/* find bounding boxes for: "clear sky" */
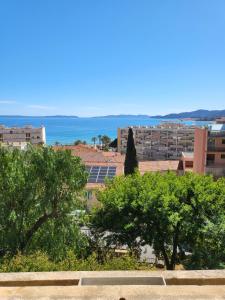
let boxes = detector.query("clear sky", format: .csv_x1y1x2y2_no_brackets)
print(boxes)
0,0,225,117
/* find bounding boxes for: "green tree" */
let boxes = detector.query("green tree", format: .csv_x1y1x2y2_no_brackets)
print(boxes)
0,146,88,257
109,138,117,148
101,135,111,150
91,172,225,270
73,140,87,146
124,128,138,175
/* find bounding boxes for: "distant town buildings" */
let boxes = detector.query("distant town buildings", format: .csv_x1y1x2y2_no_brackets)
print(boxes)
117,123,195,161
0,125,46,146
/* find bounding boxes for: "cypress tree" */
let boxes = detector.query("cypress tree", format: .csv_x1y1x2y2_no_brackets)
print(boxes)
124,128,138,175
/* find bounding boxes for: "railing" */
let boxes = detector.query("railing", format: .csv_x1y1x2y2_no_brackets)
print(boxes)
208,132,225,138
207,146,225,152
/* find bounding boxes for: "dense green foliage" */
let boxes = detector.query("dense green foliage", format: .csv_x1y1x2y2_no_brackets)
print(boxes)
91,172,225,269
0,251,152,272
124,128,138,175
73,140,87,145
1,145,225,271
101,135,111,150
0,146,88,259
109,138,117,148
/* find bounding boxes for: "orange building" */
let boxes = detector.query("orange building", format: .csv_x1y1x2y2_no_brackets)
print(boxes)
193,123,225,177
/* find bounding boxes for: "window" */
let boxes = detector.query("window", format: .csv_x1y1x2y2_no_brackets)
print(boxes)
221,154,225,159
85,191,92,200
222,139,225,145
26,133,31,141
185,161,193,168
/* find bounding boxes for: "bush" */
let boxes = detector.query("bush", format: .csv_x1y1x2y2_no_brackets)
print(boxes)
0,251,153,272
0,251,56,272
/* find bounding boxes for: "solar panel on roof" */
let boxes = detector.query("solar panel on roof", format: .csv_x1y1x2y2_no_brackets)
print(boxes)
86,165,117,184
108,166,116,170
100,166,108,170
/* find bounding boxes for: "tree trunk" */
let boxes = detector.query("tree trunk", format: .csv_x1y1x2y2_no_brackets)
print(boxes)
168,226,180,270
19,211,56,252
161,243,171,270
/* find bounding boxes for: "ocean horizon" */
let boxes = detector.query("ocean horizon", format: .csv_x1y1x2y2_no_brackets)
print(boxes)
0,116,208,145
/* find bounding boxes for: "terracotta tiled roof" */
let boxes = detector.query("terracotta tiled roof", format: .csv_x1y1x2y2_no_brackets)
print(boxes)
53,145,179,187
53,144,97,152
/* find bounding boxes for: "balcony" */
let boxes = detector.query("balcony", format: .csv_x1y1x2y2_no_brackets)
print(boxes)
207,146,225,152
208,131,225,138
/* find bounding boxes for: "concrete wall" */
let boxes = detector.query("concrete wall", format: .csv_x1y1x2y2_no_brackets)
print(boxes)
1,270,225,299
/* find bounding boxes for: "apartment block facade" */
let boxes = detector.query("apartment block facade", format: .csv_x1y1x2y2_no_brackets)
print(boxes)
193,124,225,177
117,123,195,161
0,125,46,146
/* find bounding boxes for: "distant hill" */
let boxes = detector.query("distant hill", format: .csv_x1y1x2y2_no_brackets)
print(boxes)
0,115,79,118
152,109,225,120
92,114,151,118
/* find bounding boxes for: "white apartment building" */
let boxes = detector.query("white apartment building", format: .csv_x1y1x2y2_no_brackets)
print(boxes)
0,125,46,146
118,123,195,161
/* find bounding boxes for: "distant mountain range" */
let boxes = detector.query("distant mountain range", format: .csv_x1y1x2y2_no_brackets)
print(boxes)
0,109,225,120
92,109,225,120
152,109,225,120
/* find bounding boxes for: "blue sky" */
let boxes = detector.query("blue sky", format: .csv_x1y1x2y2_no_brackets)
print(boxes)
0,0,225,117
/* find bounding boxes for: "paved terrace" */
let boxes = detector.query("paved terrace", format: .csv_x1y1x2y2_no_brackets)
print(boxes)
0,270,225,299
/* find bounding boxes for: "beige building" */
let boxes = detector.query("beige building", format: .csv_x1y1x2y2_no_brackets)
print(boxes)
0,141,28,150
0,125,46,145
118,123,195,161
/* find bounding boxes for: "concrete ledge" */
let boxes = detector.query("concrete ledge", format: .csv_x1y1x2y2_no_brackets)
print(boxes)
1,270,225,284
1,285,225,299
0,270,225,299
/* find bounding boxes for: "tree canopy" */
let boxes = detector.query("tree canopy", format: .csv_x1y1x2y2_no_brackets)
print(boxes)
0,146,88,258
91,171,225,269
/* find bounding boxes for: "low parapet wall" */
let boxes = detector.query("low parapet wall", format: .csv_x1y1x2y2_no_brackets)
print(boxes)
0,270,225,299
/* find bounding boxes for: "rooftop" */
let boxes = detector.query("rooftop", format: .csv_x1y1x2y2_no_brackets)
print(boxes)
209,124,225,132
181,152,194,159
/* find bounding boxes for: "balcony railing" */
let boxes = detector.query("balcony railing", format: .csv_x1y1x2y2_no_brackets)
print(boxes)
207,146,225,152
208,132,225,138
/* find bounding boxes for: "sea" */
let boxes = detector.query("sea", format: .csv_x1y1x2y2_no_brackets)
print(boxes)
0,116,208,145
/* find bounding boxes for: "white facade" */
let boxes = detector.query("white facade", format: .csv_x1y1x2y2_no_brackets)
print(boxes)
0,125,46,145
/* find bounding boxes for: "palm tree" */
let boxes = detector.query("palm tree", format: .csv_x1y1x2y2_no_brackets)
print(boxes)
101,135,111,147
91,137,97,147
98,135,102,146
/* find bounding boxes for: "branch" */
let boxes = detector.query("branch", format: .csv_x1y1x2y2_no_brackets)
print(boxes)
20,210,57,251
